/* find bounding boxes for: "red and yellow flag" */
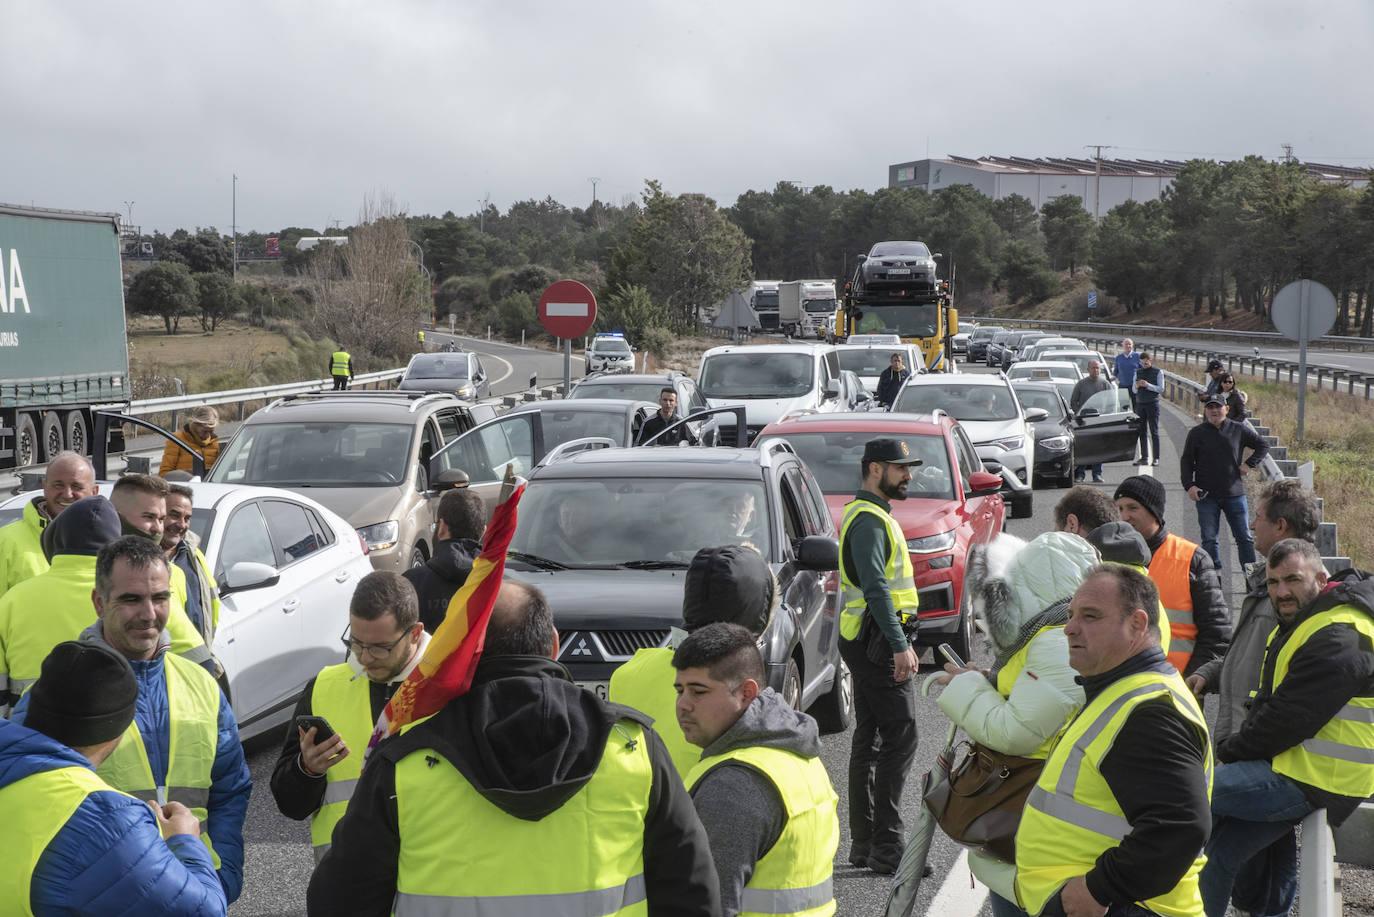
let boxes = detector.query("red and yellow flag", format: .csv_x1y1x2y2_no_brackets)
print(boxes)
366,467,525,758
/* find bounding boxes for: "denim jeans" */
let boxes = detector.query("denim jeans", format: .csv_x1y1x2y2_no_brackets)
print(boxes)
1196,493,1257,570
1199,760,1314,917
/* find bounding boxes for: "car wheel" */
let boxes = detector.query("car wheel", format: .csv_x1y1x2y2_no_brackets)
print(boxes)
1012,491,1034,519
409,544,427,569
782,657,802,710
811,658,854,734
1058,448,1075,488
950,598,976,662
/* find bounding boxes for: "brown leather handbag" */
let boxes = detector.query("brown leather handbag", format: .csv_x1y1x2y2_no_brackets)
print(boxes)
923,740,1045,862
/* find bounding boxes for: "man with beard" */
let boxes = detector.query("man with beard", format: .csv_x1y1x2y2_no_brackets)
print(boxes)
836,438,923,874
0,451,98,598
163,485,220,655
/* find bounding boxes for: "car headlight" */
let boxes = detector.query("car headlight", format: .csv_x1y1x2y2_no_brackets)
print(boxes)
1040,435,1071,451
907,530,958,554
356,521,400,551
997,437,1025,451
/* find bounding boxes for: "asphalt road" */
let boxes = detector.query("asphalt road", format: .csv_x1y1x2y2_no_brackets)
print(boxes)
223,352,1264,917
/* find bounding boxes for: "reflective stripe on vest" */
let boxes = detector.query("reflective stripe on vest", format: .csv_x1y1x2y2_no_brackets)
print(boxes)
0,764,127,917
607,647,700,781
393,720,653,916
995,625,1066,760
331,351,351,375
1266,605,1374,798
1015,671,1211,917
97,652,223,867
308,663,375,858
838,500,919,641
687,744,838,917
1148,534,1200,673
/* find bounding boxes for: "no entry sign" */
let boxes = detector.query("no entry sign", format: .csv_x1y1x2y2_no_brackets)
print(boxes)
538,280,598,339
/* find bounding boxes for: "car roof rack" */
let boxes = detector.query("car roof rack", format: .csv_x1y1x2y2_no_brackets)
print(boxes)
268,390,456,414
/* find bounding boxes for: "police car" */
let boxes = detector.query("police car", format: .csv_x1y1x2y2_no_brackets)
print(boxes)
584,332,635,375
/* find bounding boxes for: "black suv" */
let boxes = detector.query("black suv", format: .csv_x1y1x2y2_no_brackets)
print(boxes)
502,443,854,732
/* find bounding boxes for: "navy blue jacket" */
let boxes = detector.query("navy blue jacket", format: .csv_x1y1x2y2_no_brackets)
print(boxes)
0,718,227,915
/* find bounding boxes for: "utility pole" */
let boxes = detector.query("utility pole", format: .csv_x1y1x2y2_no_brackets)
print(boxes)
232,174,238,281
588,177,599,207
1085,144,1113,221
123,201,135,231
1281,143,1295,162
477,193,490,233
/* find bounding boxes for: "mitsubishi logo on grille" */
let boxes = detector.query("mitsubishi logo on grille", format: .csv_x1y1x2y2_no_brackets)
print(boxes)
571,638,593,656
558,632,604,663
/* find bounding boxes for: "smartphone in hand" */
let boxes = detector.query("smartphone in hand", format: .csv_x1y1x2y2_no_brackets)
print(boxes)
937,643,966,669
295,715,336,743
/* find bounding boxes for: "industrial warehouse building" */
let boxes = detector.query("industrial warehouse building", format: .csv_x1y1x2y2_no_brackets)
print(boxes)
888,156,1370,217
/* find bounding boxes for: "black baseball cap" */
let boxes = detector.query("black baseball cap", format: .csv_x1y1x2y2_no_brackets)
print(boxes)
862,438,923,466
1206,359,1224,372
1204,393,1226,406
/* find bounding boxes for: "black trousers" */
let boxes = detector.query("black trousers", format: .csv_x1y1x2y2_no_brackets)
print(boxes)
839,636,918,861
332,375,349,390
1136,400,1160,461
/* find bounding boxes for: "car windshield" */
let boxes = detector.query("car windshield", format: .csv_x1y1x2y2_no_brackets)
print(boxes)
1082,388,1133,413
781,431,953,499
869,241,930,258
406,355,469,379
208,422,413,486
592,339,632,356
1041,352,1099,374
187,509,216,544
699,352,814,398
895,384,1019,421
508,478,770,567
569,381,666,402
1013,387,1066,420
970,327,1003,341
804,297,836,313
537,409,629,446
754,291,779,308
837,349,905,376
850,304,937,338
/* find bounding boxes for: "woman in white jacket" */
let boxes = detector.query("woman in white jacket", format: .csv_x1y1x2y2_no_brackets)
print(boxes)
936,530,1100,917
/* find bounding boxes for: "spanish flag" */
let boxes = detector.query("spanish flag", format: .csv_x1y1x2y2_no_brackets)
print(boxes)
366,465,524,758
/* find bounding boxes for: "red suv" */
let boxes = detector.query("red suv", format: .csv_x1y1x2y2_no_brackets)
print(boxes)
758,411,1005,658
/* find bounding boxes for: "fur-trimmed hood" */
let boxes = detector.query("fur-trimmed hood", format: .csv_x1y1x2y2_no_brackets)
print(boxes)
966,532,1101,653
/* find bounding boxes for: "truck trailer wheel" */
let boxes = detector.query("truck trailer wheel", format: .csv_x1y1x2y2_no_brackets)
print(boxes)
40,412,64,463
15,414,39,467
63,411,89,458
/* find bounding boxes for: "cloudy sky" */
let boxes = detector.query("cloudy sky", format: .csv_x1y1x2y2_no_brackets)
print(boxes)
6,0,1370,233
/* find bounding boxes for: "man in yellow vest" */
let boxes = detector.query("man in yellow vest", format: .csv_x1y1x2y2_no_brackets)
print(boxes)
674,622,838,917
610,543,776,779
1014,564,1212,917
163,484,221,660
10,536,250,904
1114,474,1231,676
837,437,922,874
307,579,720,917
1198,538,1374,917
0,640,227,915
270,570,429,862
0,451,98,598
330,349,353,390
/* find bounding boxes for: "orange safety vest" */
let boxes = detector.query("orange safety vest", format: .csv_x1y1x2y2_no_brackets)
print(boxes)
1148,533,1198,674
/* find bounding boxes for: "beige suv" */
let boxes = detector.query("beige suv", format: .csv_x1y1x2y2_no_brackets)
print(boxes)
207,391,497,571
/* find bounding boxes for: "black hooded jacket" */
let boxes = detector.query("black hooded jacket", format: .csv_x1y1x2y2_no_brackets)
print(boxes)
306,654,720,917
1217,569,1374,825
401,537,480,633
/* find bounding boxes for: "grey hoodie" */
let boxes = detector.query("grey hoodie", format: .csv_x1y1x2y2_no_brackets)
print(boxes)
689,688,826,917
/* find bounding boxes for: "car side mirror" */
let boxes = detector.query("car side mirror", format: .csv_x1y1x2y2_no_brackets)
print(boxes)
431,468,471,492
968,470,1004,495
855,254,867,263
824,379,841,399
1077,407,1100,420
1024,407,1048,422
220,561,280,596
933,252,944,261
796,535,839,572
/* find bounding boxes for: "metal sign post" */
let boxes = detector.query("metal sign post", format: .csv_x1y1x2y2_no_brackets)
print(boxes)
1271,279,1338,442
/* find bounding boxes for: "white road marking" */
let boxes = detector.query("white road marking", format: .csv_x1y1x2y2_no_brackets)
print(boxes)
928,849,989,914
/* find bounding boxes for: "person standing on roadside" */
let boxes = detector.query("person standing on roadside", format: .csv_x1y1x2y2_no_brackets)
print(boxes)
1053,484,1120,536
875,353,910,410
1070,360,1113,482
1218,373,1248,422
158,405,221,477
402,488,486,633
1197,359,1226,403
271,571,429,863
163,484,220,657
1114,338,1141,413
0,451,98,598
636,387,697,446
0,640,227,916
1180,394,1269,573
837,437,922,875
329,348,353,391
1114,475,1231,676
1132,351,1163,465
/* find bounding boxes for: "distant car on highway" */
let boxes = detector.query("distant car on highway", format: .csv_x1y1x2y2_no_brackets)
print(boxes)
583,333,635,374
856,241,941,300
965,325,1005,364
0,483,373,741
397,351,492,401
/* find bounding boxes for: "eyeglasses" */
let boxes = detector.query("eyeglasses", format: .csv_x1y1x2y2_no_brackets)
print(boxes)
339,625,411,658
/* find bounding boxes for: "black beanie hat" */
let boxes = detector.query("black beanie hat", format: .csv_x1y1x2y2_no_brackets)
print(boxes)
25,641,138,748
43,495,122,562
1114,475,1166,526
681,545,774,637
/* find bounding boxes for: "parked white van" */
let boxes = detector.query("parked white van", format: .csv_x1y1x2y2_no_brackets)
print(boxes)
697,342,850,444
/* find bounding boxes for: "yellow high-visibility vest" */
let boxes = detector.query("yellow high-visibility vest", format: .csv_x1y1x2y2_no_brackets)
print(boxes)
307,663,375,862
838,500,918,642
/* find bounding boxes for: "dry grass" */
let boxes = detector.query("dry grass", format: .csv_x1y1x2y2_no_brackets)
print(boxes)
127,316,297,395
1160,359,1374,569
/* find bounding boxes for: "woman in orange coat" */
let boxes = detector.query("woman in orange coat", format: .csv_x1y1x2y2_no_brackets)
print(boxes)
159,405,221,476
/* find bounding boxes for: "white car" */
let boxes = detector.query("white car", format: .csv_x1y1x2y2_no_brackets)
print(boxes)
833,342,924,394
893,374,1044,519
697,342,848,444
584,333,635,374
844,333,903,345
0,482,372,740
1006,360,1084,383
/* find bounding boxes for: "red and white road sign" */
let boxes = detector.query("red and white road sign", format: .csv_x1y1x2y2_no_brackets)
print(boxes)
538,280,598,339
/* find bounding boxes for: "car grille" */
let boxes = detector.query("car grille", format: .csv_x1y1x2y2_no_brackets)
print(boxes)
917,584,956,615
598,629,671,658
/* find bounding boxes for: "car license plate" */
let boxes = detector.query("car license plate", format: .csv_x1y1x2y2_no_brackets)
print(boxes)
576,680,609,699
887,268,911,275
